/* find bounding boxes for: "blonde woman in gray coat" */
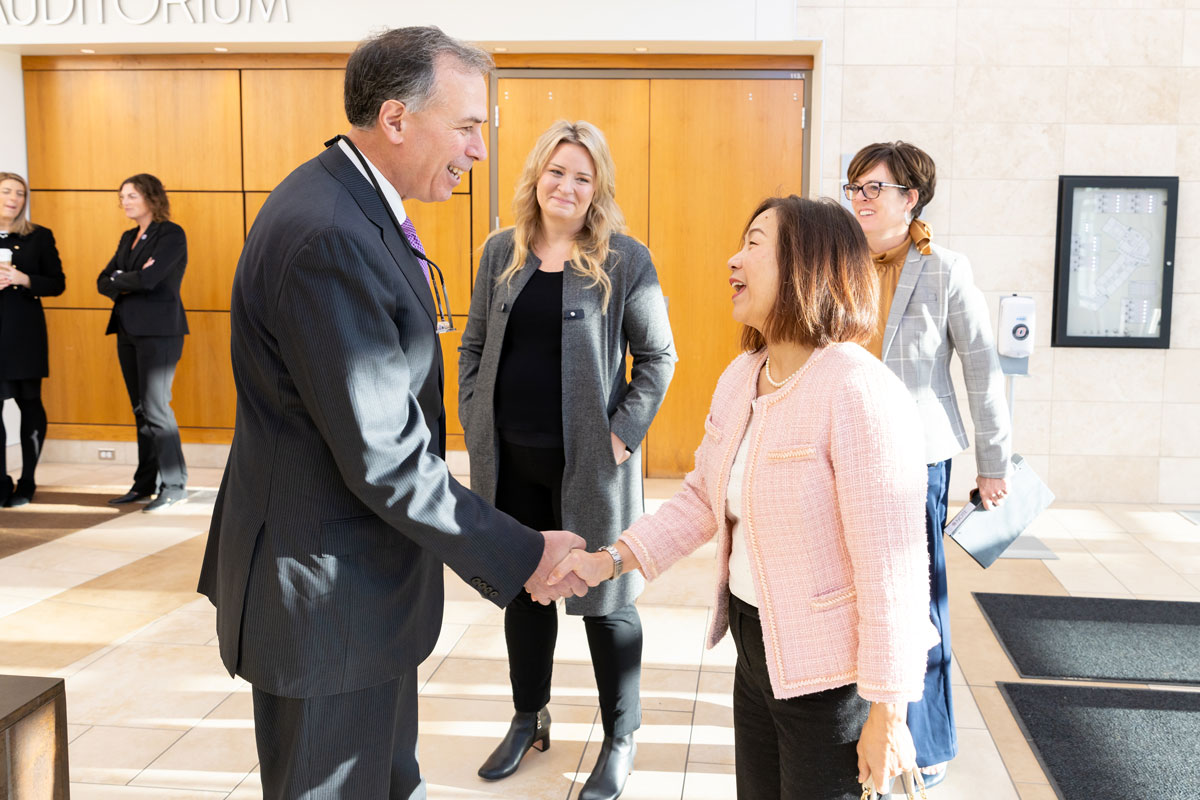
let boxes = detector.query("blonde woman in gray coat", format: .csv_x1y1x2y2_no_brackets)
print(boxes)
458,120,675,800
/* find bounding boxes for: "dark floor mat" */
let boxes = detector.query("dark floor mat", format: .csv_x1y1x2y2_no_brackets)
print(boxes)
1000,682,1200,800
976,592,1200,684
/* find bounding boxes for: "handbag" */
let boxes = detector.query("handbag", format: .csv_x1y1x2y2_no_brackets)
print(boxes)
944,453,1055,569
861,770,928,799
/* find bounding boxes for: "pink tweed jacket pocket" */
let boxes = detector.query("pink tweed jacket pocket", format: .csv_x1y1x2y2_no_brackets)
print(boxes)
621,344,937,703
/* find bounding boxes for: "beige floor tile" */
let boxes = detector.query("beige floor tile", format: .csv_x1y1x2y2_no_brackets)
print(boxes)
688,671,734,766
416,622,468,686
131,720,259,793
62,523,207,555
67,723,91,742
204,687,253,722
226,769,262,799
0,562,97,600
698,626,737,673
66,642,240,729
130,607,218,646
571,708,691,800
1042,552,1132,597
1100,505,1200,536
0,591,37,617
419,696,595,800
0,599,158,673
1044,506,1125,533
0,540,146,576
67,784,227,799
1091,551,1199,597
681,761,738,800
639,606,711,671
1133,534,1200,574
68,725,185,784
1015,783,1059,800
57,535,208,615
939,727,1020,800
954,682,987,730
971,686,1049,785
638,556,721,607
950,656,966,686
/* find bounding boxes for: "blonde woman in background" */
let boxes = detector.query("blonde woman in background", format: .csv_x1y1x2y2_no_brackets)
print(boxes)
459,120,675,800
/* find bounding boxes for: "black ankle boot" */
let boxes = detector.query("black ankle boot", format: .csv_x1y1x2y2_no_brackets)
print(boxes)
6,479,35,508
0,475,12,508
477,707,551,781
579,733,636,800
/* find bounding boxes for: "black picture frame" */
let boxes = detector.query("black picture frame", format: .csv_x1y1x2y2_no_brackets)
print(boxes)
1052,175,1177,348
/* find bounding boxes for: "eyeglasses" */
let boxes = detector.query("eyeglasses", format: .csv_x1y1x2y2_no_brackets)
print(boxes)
842,181,909,201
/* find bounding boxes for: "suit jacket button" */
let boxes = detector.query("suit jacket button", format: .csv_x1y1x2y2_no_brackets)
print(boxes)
489,590,499,599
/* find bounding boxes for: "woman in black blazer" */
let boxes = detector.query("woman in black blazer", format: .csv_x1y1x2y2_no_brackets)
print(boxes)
0,172,65,507
97,173,188,512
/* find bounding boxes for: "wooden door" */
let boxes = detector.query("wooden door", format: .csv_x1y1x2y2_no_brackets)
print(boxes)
495,79,650,242
646,79,805,476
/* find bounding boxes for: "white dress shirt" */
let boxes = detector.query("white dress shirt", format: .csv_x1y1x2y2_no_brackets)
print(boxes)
337,138,408,225
726,409,758,607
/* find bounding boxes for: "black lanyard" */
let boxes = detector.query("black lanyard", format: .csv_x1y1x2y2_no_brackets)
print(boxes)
324,134,455,332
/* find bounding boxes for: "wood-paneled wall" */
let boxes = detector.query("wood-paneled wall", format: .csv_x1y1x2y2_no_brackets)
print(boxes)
24,57,471,446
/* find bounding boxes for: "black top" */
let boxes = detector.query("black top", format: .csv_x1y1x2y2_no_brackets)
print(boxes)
96,220,189,337
0,225,65,382
495,268,564,447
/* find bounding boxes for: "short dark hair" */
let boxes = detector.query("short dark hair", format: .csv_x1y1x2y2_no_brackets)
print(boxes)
120,173,170,223
846,140,937,219
344,26,494,128
740,195,879,352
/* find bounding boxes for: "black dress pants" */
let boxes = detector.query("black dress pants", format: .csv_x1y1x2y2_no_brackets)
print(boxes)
252,671,424,800
116,329,187,493
0,390,47,485
495,439,643,739
728,593,869,800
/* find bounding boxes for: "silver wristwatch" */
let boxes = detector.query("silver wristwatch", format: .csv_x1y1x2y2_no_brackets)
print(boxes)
599,545,623,581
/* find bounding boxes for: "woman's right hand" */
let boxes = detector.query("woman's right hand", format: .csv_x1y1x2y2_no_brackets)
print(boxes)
547,549,614,588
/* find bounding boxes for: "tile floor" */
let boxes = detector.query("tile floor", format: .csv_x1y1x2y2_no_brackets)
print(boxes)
0,461,1197,799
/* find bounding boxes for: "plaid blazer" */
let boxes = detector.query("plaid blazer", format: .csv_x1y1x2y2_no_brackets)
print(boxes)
881,243,1011,477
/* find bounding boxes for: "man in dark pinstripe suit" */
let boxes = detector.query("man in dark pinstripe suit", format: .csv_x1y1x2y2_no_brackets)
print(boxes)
198,27,588,799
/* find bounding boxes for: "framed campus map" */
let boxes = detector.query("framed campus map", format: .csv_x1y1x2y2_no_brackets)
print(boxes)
1052,175,1178,348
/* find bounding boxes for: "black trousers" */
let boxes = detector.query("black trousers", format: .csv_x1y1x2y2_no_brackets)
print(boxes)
0,391,46,486
728,593,869,800
115,329,187,493
495,439,643,739
252,672,425,800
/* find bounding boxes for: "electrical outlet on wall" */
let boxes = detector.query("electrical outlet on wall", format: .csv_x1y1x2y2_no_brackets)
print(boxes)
98,449,116,460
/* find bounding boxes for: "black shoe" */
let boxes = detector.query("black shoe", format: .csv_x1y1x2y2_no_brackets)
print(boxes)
143,489,188,513
0,475,12,508
477,707,551,781
579,734,636,800
109,489,152,505
5,479,35,507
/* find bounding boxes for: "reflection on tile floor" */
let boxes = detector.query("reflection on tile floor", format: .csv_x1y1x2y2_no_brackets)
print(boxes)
0,462,1198,798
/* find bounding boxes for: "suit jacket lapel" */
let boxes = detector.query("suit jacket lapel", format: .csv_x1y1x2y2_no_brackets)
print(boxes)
881,245,926,360
317,146,437,327
122,223,155,270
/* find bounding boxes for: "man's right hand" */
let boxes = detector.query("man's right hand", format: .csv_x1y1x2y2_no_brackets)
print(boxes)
526,530,588,604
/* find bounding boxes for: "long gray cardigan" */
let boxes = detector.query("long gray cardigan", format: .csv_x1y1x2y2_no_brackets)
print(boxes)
458,229,677,616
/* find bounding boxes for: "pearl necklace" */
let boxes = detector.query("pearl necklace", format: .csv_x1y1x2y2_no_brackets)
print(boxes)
763,357,797,388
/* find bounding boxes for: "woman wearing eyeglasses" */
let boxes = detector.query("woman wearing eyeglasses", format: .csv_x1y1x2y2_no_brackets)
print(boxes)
843,141,1012,788
458,120,675,800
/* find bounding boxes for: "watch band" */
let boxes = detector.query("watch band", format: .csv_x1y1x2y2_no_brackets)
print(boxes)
599,544,623,581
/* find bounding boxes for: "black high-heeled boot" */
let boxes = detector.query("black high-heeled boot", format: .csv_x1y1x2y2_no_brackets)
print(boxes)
477,706,551,781
6,479,35,508
578,733,636,800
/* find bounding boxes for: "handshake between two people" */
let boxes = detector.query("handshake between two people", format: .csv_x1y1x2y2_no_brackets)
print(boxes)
523,529,625,605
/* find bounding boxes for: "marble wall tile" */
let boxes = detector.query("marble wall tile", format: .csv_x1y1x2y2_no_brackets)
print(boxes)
1159,457,1200,502
839,121,953,175
1049,401,1162,455
1013,400,1052,453
1164,349,1200,402
821,64,843,125
1177,182,1200,238
1172,237,1200,293
1068,9,1184,66
957,9,1071,66
1063,124,1178,174
1168,292,1200,347
1179,69,1200,122
952,123,1064,180
842,66,956,122
1176,125,1200,179
1050,348,1165,402
1066,67,1180,124
949,180,1059,237
843,8,957,65
1048,454,1159,502
797,7,847,65
1160,403,1200,456
942,235,1056,293
954,67,1068,124
1183,10,1200,66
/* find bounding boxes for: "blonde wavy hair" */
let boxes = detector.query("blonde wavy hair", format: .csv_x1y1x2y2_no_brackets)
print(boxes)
0,172,34,236
495,120,626,307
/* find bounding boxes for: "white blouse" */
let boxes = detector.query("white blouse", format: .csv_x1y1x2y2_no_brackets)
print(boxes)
725,409,758,607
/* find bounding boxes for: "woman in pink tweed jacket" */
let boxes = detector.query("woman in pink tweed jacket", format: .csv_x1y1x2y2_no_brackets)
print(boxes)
550,196,937,799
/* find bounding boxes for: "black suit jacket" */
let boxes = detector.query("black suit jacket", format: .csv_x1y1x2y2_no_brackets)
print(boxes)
197,145,545,699
97,220,189,337
0,225,66,380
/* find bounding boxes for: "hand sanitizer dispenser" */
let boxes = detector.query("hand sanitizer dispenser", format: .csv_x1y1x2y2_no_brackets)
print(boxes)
997,295,1036,358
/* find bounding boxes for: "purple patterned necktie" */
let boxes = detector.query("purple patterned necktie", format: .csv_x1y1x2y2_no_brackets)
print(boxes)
399,217,431,283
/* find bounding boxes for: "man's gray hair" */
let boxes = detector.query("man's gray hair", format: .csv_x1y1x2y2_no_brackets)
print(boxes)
344,26,493,129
